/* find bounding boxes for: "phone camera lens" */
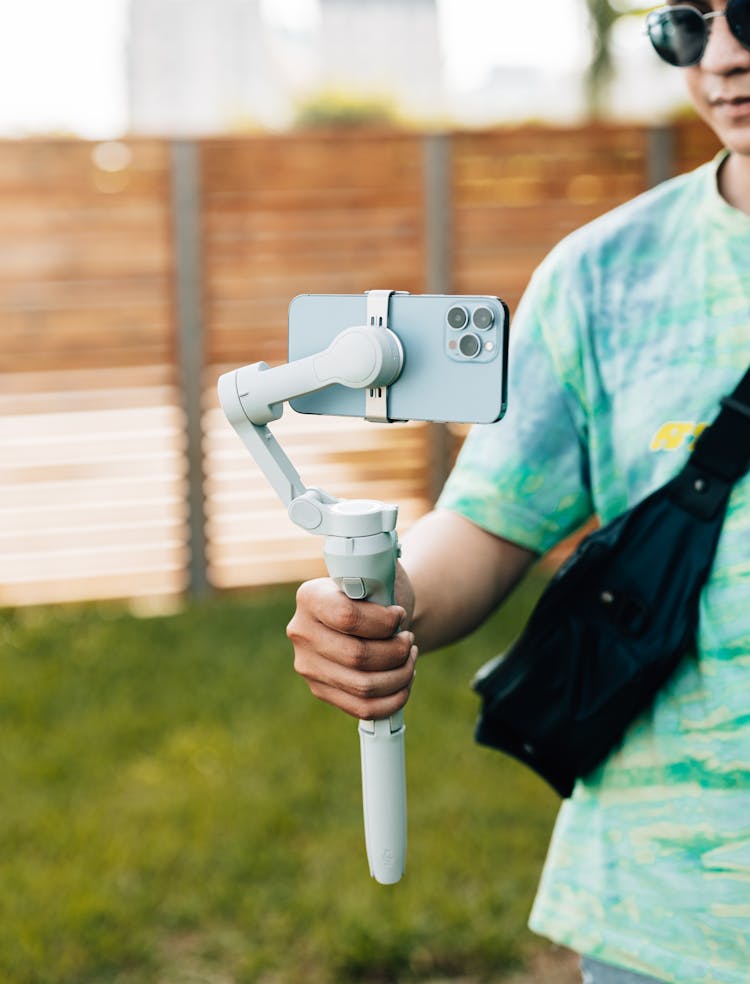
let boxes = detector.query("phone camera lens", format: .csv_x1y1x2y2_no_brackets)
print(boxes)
458,332,482,359
472,306,494,331
447,305,469,330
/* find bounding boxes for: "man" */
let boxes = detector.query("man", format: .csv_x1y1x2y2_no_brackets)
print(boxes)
287,3,750,981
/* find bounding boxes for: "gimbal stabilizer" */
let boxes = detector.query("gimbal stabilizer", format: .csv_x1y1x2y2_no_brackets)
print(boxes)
218,290,409,885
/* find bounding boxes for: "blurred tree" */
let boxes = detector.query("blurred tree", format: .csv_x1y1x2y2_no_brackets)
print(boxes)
584,0,653,116
585,0,620,115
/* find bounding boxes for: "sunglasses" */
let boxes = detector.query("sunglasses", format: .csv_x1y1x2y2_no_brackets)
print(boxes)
646,1,750,66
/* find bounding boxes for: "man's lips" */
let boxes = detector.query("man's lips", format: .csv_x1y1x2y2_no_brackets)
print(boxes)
708,94,750,119
709,94,750,106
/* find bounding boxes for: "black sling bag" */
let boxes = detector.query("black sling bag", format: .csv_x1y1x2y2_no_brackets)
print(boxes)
472,365,750,798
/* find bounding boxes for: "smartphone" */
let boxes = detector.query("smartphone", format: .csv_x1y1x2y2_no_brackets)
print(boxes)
288,293,509,424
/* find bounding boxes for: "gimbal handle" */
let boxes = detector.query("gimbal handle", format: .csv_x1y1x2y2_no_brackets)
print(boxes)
323,524,406,885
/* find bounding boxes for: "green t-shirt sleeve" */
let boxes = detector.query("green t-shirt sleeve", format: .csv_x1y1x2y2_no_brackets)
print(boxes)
438,257,595,554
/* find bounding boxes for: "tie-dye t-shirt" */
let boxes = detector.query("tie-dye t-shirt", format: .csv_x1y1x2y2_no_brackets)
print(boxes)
438,153,750,983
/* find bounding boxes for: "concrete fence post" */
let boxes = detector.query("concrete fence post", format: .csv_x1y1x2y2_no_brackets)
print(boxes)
647,123,676,188
424,133,453,296
170,140,210,598
423,133,455,504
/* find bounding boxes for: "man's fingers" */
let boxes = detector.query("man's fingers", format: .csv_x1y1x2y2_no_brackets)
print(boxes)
287,576,418,718
303,652,417,721
294,641,417,695
294,578,406,639
288,616,415,674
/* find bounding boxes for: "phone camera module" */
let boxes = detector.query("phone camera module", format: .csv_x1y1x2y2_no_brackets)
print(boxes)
447,305,469,330
472,306,494,331
458,332,482,359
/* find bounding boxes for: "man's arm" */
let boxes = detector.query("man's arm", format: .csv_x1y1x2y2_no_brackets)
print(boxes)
400,509,536,651
286,508,536,720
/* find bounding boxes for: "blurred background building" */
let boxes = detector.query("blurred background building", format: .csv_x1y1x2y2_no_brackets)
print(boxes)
316,0,445,120
127,0,286,132
124,0,684,134
0,0,690,140
127,0,446,132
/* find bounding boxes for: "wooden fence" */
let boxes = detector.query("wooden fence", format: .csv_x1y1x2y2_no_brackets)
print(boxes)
0,121,721,606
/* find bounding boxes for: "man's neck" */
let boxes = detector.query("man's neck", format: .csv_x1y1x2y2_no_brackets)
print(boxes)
718,153,750,215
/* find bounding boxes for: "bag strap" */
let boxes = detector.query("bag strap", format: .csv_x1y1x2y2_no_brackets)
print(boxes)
667,365,750,519
688,365,750,482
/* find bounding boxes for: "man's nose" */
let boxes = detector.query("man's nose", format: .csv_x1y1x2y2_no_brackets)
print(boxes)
700,10,750,73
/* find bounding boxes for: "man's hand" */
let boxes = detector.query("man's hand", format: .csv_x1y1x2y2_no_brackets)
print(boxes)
287,509,535,720
286,575,418,721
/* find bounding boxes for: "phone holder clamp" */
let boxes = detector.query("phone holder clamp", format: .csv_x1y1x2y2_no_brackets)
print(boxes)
364,289,401,423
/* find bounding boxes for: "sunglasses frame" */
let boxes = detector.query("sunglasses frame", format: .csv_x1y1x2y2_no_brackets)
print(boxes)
646,0,750,67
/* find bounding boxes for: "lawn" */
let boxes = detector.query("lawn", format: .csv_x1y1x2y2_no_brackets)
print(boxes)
0,573,561,984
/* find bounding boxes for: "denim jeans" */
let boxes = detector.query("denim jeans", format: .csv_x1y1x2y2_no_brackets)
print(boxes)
580,956,666,984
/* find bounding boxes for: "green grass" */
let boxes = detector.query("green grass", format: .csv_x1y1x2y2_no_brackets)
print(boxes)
0,573,559,984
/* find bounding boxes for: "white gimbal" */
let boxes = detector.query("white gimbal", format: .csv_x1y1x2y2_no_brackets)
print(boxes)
218,290,409,885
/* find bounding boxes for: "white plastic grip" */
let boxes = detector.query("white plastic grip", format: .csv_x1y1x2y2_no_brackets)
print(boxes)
359,712,407,885
323,527,398,606
324,529,407,884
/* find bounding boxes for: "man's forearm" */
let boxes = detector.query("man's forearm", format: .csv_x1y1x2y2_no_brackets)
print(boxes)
398,509,536,654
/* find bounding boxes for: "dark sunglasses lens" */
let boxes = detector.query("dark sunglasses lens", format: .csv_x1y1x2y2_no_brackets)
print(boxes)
728,0,750,46
647,8,706,66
